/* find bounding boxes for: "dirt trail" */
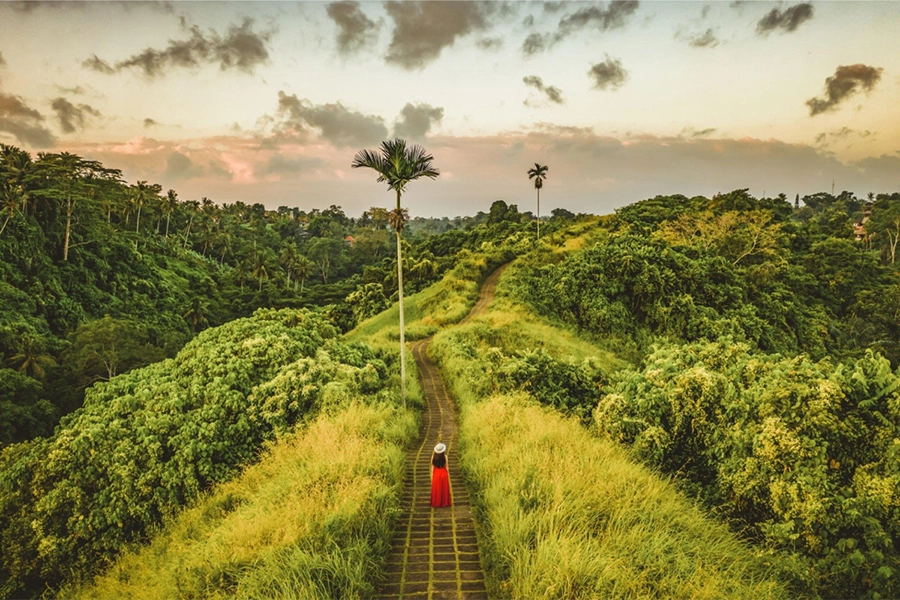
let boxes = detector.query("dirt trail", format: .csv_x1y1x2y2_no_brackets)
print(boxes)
376,265,507,599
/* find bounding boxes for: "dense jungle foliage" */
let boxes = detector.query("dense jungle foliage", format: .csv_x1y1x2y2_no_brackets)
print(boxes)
0,144,562,447
510,189,900,598
0,308,398,597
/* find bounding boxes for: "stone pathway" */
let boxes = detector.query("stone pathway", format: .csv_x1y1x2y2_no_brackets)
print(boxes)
376,266,506,600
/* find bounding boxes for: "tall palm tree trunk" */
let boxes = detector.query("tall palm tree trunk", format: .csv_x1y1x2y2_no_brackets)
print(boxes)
537,187,541,240
63,194,73,261
396,190,407,406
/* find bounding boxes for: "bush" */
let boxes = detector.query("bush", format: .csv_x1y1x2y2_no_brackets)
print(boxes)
597,340,900,598
0,308,391,597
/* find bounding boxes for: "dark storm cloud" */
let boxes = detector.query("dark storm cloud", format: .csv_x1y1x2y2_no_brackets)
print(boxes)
164,151,204,180
543,2,566,13
523,0,639,56
383,1,490,70
83,18,273,77
687,29,719,48
756,3,814,36
51,97,100,133
144,118,159,128
806,64,883,116
393,102,444,139
588,56,627,90
327,1,380,57
277,92,388,147
523,75,565,105
0,86,55,147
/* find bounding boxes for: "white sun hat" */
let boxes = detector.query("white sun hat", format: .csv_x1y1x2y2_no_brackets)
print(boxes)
434,443,447,454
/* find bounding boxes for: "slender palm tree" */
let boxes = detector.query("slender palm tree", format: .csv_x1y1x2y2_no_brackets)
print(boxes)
164,189,179,237
527,163,548,240
351,139,439,405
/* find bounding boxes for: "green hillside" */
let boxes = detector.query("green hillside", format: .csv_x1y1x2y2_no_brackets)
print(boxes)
3,147,900,599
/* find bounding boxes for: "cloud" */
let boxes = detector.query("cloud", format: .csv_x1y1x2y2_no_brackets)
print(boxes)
524,0,639,56
383,1,489,70
277,91,388,147
522,33,547,56
0,87,55,147
701,4,711,19
477,37,503,51
163,150,204,180
0,52,5,67
82,54,115,74
51,97,100,133
523,75,565,105
588,56,628,90
814,127,874,148
83,18,273,77
393,102,444,140
756,3,814,36
687,28,719,48
144,118,159,128
806,64,883,116
681,127,717,138
262,153,324,176
56,84,85,95
327,1,379,57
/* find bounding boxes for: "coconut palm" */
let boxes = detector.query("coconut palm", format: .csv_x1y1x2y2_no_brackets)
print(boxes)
351,139,439,405
527,163,548,240
164,189,179,237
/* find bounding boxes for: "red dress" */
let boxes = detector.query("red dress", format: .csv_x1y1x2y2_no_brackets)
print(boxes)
430,454,452,508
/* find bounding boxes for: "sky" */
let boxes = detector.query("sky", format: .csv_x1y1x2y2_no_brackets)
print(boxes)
1,0,899,218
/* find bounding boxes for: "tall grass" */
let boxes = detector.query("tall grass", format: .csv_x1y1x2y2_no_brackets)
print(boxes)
460,394,790,599
346,246,509,344
63,402,417,600
430,276,791,598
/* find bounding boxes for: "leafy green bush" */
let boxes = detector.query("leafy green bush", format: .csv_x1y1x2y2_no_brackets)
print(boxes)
66,402,417,600
0,308,391,597
597,340,900,597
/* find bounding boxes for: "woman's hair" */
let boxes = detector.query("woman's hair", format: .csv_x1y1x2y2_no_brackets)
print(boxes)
432,451,446,468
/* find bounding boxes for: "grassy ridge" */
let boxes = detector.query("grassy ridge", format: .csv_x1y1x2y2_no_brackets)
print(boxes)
64,403,417,600
59,245,506,598
430,273,791,598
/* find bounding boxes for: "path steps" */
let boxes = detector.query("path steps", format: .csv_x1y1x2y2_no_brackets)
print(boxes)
376,266,506,600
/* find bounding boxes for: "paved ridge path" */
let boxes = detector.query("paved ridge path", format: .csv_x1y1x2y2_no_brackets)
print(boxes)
376,266,507,600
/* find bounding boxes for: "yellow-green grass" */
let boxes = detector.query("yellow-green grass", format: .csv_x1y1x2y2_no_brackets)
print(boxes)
346,250,495,344
63,402,417,600
460,394,790,599
428,267,790,598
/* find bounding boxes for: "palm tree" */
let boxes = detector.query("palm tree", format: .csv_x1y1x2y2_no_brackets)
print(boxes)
7,335,57,380
183,297,209,332
164,189,179,237
0,183,21,237
351,139,439,405
527,163,548,240
294,254,313,292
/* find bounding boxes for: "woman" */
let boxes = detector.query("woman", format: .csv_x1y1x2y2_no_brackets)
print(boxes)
430,443,452,508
